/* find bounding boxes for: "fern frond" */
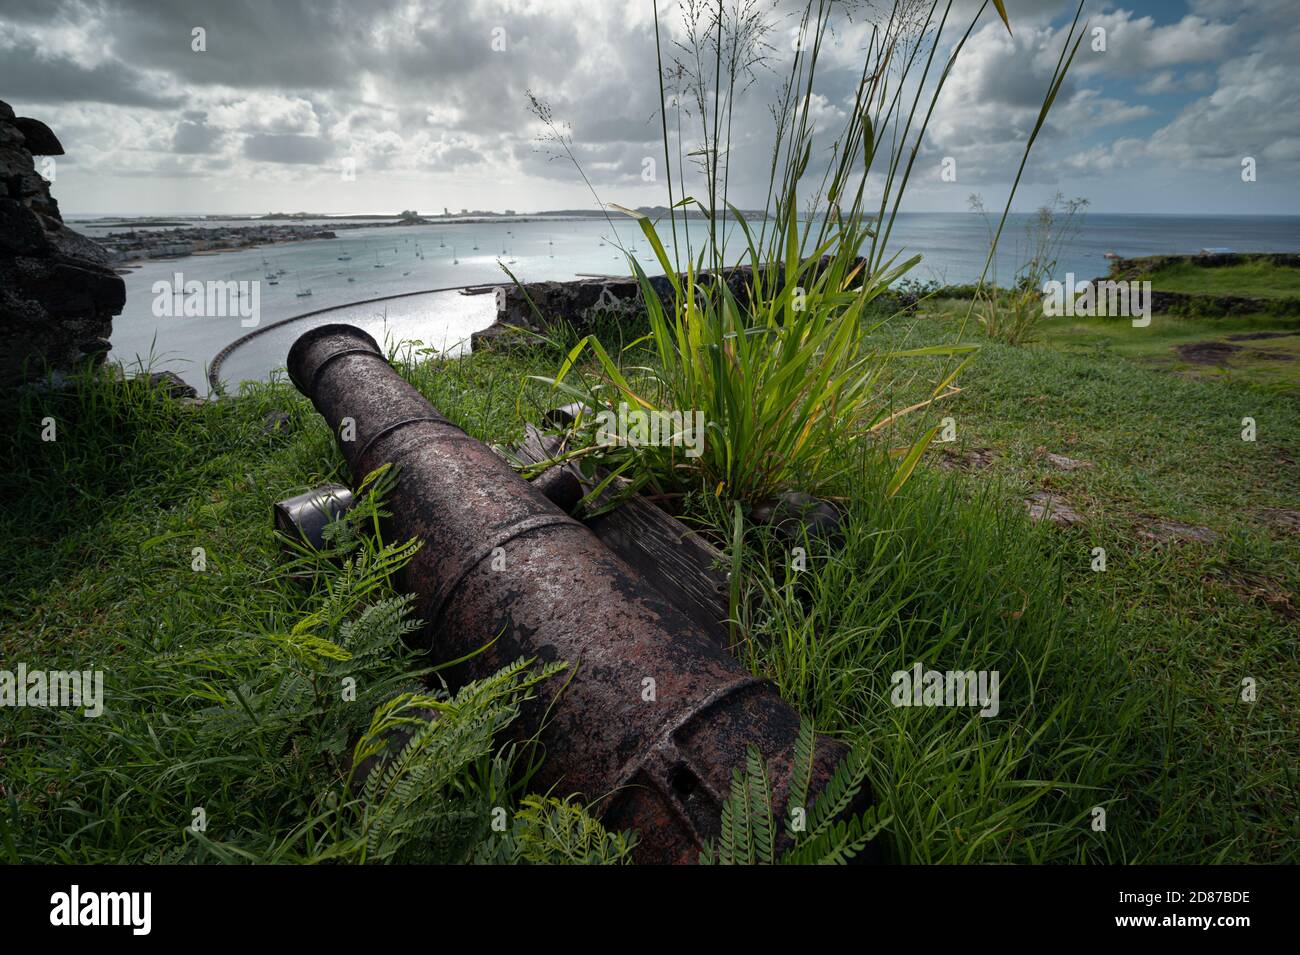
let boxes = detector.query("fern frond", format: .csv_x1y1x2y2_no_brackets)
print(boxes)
746,747,776,865
699,723,886,866
802,744,871,844
785,718,816,840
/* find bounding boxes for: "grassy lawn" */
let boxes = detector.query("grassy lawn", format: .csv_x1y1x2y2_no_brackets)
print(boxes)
928,293,1300,395
1140,259,1300,300
1035,311,1300,395
723,304,1299,862
1,304,1295,863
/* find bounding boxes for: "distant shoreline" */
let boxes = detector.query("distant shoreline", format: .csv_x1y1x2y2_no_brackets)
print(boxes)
115,235,330,270
82,215,568,230
91,209,771,268
70,207,774,230
69,210,1300,225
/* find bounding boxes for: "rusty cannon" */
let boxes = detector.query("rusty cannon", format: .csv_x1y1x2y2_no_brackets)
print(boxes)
287,323,871,863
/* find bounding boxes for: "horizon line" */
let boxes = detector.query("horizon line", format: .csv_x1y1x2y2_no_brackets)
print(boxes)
63,209,1300,220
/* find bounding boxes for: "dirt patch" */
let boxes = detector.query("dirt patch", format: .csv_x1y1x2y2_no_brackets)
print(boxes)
1255,508,1300,534
938,447,995,471
1174,341,1242,365
1033,447,1093,471
1175,340,1296,365
1025,491,1084,525
1226,331,1298,342
1203,567,1298,621
1138,519,1220,545
1245,349,1296,361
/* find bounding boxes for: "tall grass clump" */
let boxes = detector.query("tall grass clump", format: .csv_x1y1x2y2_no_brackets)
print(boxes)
528,0,1086,508
970,191,1090,344
715,455,1148,862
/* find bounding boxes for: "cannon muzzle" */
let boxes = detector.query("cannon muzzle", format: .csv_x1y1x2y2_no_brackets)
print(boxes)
288,323,871,863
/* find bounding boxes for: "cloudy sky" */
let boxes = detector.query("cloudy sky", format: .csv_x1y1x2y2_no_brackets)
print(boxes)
1,0,1296,216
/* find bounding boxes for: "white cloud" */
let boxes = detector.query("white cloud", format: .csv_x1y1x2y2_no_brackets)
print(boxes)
2,0,1297,213
1072,11,1235,77
1148,52,1300,167
208,96,322,136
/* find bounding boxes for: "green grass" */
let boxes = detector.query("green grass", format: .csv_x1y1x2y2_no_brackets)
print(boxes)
930,295,1300,395
2,305,1295,863
1037,311,1300,395
1143,259,1300,300
694,303,1298,862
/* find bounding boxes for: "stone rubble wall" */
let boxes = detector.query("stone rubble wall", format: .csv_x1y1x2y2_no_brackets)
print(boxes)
0,98,126,390
472,257,853,351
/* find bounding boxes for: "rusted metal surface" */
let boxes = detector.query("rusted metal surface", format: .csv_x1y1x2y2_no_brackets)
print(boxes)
288,323,870,864
511,423,732,646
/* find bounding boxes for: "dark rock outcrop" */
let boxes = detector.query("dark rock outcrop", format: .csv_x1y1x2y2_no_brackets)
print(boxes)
11,117,64,157
473,256,860,351
751,491,845,549
141,370,198,401
0,99,124,390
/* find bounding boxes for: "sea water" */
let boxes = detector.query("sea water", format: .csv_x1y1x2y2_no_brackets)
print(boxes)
75,213,1300,393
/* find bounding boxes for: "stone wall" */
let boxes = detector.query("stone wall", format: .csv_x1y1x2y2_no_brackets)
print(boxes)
1105,252,1300,278
472,257,853,351
0,99,125,390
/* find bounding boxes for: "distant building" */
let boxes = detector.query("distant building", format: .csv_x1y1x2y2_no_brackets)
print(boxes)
148,242,195,258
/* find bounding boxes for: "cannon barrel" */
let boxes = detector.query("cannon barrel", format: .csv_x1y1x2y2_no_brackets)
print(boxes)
288,323,868,863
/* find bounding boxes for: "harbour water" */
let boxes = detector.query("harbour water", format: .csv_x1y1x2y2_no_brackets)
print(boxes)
77,213,1300,393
